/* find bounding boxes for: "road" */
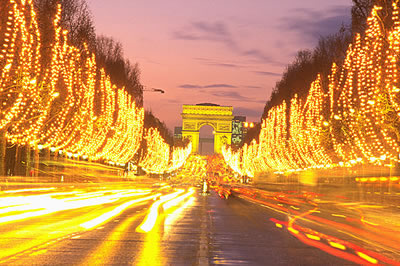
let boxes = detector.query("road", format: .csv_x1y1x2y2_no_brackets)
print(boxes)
0,182,398,265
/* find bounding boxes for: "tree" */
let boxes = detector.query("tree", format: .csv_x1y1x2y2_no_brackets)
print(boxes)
34,0,96,50
143,110,173,145
351,0,394,35
95,35,143,105
351,0,374,34
262,28,351,119
0,1,145,173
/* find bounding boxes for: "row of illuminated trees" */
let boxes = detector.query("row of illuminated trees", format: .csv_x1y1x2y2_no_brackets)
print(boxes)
139,128,192,174
223,4,400,177
0,0,191,176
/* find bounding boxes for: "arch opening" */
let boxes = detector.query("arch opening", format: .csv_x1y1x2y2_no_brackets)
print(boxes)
199,124,215,155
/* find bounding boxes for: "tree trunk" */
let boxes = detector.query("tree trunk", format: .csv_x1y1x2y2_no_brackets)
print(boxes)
13,145,20,176
34,149,39,177
45,148,50,161
25,145,31,177
0,130,5,177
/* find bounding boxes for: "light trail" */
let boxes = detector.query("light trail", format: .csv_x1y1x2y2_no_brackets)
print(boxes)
0,185,165,262
0,192,78,208
357,252,378,264
306,234,321,241
163,187,195,211
136,189,185,233
164,195,196,236
329,241,346,250
233,187,400,264
1,188,57,194
80,193,159,230
80,210,148,265
0,190,152,225
136,189,196,266
271,218,398,265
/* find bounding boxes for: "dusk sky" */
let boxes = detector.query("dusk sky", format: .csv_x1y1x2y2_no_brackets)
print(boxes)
87,0,352,130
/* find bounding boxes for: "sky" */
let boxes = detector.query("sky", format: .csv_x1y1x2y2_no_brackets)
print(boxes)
87,0,352,131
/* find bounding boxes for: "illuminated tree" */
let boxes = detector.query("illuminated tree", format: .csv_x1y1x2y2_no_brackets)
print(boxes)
291,75,333,168
169,142,192,172
139,127,192,174
0,0,146,171
0,0,42,132
34,0,96,50
331,5,400,165
95,89,144,164
223,3,400,177
139,128,170,174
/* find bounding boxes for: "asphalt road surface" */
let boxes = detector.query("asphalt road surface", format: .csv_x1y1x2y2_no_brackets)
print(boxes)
0,182,374,265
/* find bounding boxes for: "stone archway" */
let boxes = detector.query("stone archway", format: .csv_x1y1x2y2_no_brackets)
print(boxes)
181,104,233,154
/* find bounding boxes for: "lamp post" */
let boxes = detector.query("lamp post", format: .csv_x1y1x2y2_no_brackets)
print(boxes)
135,85,164,177
141,85,165,94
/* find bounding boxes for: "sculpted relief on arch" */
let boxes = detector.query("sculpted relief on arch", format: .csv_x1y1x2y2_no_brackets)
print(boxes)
197,122,217,130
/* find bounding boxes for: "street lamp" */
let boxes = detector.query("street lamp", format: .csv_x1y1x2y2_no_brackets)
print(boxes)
244,122,254,128
141,85,165,94
151,88,165,93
